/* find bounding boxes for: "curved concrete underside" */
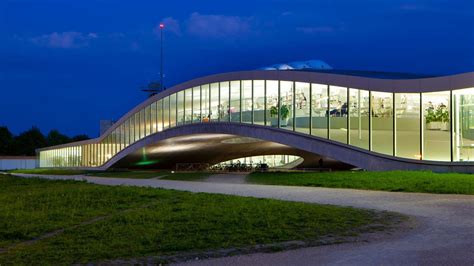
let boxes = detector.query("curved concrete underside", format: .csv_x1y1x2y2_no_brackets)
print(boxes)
100,123,474,172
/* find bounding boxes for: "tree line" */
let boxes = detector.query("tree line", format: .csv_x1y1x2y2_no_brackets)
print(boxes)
0,126,90,156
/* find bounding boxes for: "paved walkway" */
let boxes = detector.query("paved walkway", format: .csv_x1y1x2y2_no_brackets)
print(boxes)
13,173,474,265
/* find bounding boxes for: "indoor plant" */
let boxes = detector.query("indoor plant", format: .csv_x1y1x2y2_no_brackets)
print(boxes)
270,105,290,127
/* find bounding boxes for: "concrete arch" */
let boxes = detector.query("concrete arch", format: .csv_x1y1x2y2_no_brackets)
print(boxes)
100,123,474,173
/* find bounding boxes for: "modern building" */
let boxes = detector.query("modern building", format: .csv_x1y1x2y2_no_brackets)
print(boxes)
37,68,474,172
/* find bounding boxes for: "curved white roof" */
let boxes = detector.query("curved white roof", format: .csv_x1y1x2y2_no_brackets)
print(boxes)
260,59,332,70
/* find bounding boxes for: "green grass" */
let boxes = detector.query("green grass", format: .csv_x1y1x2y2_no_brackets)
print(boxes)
247,170,474,195
88,171,164,179
0,175,398,265
8,169,211,180
160,171,212,181
8,168,89,175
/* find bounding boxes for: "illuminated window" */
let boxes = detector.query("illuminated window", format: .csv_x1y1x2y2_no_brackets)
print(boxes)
266,80,278,127
242,80,252,123
349,88,369,149
422,91,450,161
230,81,240,122
311,83,328,138
219,82,230,121
329,86,347,143
395,93,420,159
295,82,310,134
280,81,294,130
254,80,265,125
371,91,393,155
453,88,474,162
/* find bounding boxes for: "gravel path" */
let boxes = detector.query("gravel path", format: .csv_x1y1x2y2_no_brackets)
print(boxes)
202,173,248,184
13,173,474,265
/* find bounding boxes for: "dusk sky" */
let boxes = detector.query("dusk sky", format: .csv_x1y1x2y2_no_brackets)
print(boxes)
1,0,473,137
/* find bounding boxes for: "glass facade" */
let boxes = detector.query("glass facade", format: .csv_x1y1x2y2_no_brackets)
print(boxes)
395,93,420,159
349,88,369,149
329,86,347,143
422,91,451,161
38,79,474,168
453,88,474,162
371,91,393,155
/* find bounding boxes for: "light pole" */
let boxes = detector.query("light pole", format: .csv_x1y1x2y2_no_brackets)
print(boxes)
159,23,164,91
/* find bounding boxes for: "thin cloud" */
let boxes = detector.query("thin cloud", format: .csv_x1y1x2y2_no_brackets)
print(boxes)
186,12,251,38
30,32,98,49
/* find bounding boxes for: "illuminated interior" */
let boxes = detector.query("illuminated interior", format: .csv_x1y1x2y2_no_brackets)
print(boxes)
37,79,474,168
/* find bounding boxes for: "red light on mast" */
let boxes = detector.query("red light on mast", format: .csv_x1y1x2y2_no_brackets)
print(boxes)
159,23,165,29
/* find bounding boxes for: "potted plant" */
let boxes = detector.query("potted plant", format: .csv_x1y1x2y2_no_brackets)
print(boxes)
270,105,290,127
425,108,439,130
438,107,450,131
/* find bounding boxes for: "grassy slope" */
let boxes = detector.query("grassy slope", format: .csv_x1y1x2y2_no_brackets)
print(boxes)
247,171,474,195
8,168,89,175
89,171,164,179
0,174,397,265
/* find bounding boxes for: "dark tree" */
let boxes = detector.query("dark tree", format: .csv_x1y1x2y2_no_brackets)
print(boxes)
71,134,90,142
46,129,71,146
0,126,14,155
11,127,47,156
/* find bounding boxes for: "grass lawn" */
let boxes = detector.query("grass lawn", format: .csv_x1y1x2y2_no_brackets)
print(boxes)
88,171,165,179
8,168,89,175
7,169,212,180
0,175,399,265
247,171,474,195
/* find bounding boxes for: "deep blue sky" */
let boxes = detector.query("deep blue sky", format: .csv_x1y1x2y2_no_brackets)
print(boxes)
1,0,473,137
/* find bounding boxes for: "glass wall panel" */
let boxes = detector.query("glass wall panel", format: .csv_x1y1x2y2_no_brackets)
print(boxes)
230,81,241,122
295,82,310,134
395,93,420,159
151,102,157,134
210,83,219,121
241,80,252,123
280,81,294,130
134,112,140,142
193,86,201,122
422,91,450,161
311,83,328,138
253,80,265,125
453,88,474,161
170,93,177,127
219,82,230,121
266,80,279,127
349,88,370,149
124,119,129,147
163,96,170,129
329,86,347,143
139,109,146,139
185,88,193,123
157,99,163,132
177,91,185,125
129,116,135,144
371,91,393,155
201,84,210,122
145,105,151,136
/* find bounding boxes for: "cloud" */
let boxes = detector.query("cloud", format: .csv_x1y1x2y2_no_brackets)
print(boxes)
296,26,335,34
186,12,251,38
30,32,98,49
155,17,182,36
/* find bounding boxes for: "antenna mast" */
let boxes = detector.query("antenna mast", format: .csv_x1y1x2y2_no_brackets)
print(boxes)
160,22,164,91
